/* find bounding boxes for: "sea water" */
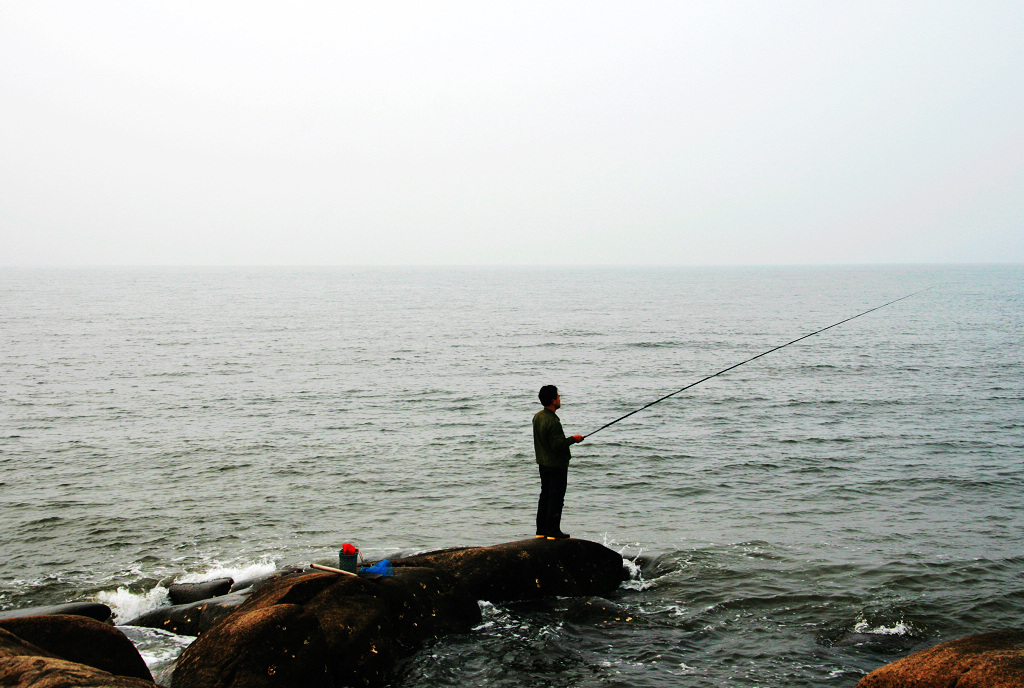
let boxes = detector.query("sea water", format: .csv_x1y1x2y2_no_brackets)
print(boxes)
1,265,1022,686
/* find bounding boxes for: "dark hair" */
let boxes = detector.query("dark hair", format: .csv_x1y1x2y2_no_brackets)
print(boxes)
538,385,559,406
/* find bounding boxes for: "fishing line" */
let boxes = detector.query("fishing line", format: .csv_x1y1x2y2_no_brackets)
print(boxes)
582,287,933,439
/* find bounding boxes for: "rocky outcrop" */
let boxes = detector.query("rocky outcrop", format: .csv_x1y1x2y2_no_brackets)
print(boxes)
389,537,627,602
171,565,481,688
1,538,628,688
168,538,627,687
857,630,1024,688
0,616,156,688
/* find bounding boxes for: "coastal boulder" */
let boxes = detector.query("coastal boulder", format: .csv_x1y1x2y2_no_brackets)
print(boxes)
172,603,330,688
0,655,157,688
0,603,111,623
389,538,627,602
857,630,1024,688
0,621,155,688
168,578,234,605
564,597,638,626
0,615,153,683
171,565,481,688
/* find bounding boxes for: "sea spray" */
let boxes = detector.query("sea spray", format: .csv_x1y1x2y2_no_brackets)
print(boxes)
98,585,169,624
853,616,915,637
174,559,278,587
96,559,278,623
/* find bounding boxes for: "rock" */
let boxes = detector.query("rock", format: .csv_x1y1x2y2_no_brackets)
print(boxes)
0,614,154,683
0,603,112,623
857,630,1024,688
389,537,627,602
0,620,157,688
563,596,638,625
0,626,60,660
125,591,250,636
171,604,330,688
125,568,307,636
168,578,234,605
306,566,482,687
0,655,157,687
171,565,481,688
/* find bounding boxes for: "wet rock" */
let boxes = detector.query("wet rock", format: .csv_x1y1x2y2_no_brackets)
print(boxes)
857,629,1024,688
0,614,154,682
125,591,250,636
0,626,60,660
0,655,158,688
389,537,627,602
171,565,481,688
0,602,111,623
0,619,156,687
171,603,330,688
563,596,638,625
168,578,234,605
129,570,312,635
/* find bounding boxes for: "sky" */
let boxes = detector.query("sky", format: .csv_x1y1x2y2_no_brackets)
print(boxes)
1,1,1022,266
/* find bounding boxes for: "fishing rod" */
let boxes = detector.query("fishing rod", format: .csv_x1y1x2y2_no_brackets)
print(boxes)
582,287,932,439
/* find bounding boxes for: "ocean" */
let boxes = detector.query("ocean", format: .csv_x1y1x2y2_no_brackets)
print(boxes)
1,264,1021,686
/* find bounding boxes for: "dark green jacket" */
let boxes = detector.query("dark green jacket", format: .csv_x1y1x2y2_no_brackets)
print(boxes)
533,408,574,468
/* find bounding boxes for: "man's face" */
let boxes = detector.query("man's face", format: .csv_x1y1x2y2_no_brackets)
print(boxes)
552,394,561,410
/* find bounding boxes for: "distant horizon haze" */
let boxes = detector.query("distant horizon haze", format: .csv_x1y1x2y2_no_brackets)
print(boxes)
2,2,1022,266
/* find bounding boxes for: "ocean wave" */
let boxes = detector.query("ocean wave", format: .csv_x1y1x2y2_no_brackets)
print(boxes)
97,585,170,624
174,559,278,586
95,559,279,624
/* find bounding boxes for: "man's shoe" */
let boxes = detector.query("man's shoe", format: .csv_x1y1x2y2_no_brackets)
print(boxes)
545,531,570,540
535,533,546,538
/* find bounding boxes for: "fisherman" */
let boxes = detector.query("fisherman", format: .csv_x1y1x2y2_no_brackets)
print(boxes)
533,384,583,540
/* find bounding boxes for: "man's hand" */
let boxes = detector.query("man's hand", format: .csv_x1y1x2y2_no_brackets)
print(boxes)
572,435,584,443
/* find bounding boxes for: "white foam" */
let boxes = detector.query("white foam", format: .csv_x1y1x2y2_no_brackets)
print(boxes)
97,585,170,624
853,616,912,636
97,558,278,623
617,550,655,592
175,559,277,585
621,576,654,592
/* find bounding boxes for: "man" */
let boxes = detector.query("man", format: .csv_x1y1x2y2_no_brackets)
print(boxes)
533,384,583,540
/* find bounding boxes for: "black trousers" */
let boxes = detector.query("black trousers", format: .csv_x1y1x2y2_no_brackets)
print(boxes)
536,465,568,535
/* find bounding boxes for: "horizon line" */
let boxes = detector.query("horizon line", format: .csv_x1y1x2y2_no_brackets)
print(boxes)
2,261,1022,270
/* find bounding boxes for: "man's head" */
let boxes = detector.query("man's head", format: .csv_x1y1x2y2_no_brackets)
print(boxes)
538,385,560,409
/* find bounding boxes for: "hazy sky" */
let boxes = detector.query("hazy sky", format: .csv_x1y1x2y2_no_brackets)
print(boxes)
2,2,1022,266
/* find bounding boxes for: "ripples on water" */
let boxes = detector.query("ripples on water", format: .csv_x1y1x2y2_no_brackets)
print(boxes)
1,265,1022,686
